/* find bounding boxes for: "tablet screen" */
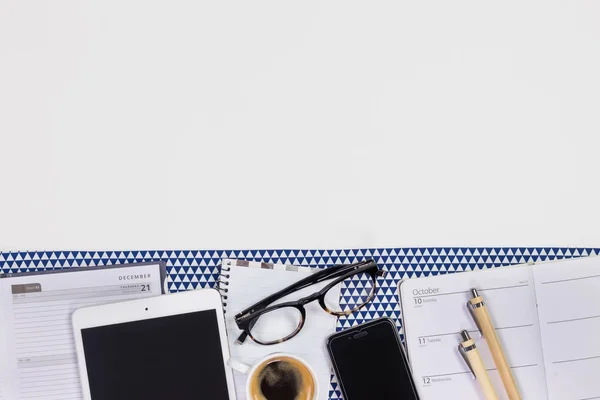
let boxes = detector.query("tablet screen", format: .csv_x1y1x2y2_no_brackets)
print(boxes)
81,309,230,400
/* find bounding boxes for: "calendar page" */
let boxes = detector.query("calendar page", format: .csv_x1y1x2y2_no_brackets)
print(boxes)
0,263,164,400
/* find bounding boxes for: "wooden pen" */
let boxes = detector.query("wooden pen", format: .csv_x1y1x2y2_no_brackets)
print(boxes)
469,289,521,400
458,330,499,400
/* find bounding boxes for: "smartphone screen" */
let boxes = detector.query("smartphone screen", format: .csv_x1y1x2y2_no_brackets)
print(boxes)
327,318,419,400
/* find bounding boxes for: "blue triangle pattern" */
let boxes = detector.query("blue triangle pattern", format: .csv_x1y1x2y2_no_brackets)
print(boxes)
1,247,598,399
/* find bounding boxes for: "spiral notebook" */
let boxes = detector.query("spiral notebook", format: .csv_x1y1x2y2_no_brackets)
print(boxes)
399,256,600,400
219,259,339,400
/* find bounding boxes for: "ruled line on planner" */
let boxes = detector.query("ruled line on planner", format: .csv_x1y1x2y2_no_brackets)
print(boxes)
21,390,82,399
13,299,106,309
15,311,76,319
422,364,538,378
16,337,74,344
14,289,129,299
16,342,73,350
418,330,477,339
553,355,600,364
14,328,71,335
13,298,120,310
414,284,528,298
20,375,77,383
580,396,600,400
19,374,77,382
495,323,534,331
22,396,81,400
19,366,77,373
542,273,600,285
547,314,600,325
418,324,533,339
480,284,529,292
21,387,81,394
19,370,76,383
20,379,80,389
13,322,66,328
12,284,140,296
16,307,87,314
423,370,472,378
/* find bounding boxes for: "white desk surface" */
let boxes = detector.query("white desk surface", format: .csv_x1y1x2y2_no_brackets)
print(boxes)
1,1,599,251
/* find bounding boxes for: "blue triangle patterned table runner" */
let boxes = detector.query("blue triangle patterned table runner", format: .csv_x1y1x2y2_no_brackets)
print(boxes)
2,247,597,399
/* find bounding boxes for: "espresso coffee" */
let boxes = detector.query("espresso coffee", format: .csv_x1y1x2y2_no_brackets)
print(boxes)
249,356,315,400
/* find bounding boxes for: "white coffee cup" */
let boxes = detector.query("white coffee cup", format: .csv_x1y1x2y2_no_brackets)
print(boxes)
228,353,319,400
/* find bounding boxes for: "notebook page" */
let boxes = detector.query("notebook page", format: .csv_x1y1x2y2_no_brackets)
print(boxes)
224,260,339,400
400,265,547,399
533,256,600,400
0,263,163,400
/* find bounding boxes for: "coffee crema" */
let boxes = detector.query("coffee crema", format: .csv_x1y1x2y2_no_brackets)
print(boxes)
249,356,315,400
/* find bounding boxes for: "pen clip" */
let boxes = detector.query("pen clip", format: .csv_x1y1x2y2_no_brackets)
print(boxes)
466,301,484,338
457,343,476,379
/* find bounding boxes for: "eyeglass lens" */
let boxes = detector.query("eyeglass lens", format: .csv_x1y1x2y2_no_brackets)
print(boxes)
249,307,302,343
323,271,375,314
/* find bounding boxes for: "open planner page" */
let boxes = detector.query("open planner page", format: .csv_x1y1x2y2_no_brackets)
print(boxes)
0,263,164,400
400,265,548,399
533,256,600,400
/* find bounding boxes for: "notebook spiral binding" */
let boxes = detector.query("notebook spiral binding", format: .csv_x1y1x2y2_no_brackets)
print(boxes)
216,260,231,312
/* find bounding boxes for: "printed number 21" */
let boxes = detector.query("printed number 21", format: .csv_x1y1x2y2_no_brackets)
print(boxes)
141,284,150,292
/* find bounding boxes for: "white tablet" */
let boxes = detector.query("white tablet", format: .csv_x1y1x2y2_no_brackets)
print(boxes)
72,289,236,400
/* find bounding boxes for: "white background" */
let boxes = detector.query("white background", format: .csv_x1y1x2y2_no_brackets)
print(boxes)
1,1,599,251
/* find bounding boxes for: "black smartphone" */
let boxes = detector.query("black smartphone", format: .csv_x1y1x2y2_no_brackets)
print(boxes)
326,318,420,400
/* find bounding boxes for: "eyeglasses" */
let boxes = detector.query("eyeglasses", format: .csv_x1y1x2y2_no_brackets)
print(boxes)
233,259,386,345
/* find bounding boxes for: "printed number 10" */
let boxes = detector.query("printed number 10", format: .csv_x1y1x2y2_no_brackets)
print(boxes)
414,298,422,305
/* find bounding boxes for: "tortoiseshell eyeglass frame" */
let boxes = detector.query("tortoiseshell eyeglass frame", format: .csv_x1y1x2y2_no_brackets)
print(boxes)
233,259,386,346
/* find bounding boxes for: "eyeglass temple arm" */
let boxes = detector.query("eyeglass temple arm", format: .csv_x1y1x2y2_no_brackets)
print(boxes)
293,260,376,289
313,260,378,283
236,317,258,344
